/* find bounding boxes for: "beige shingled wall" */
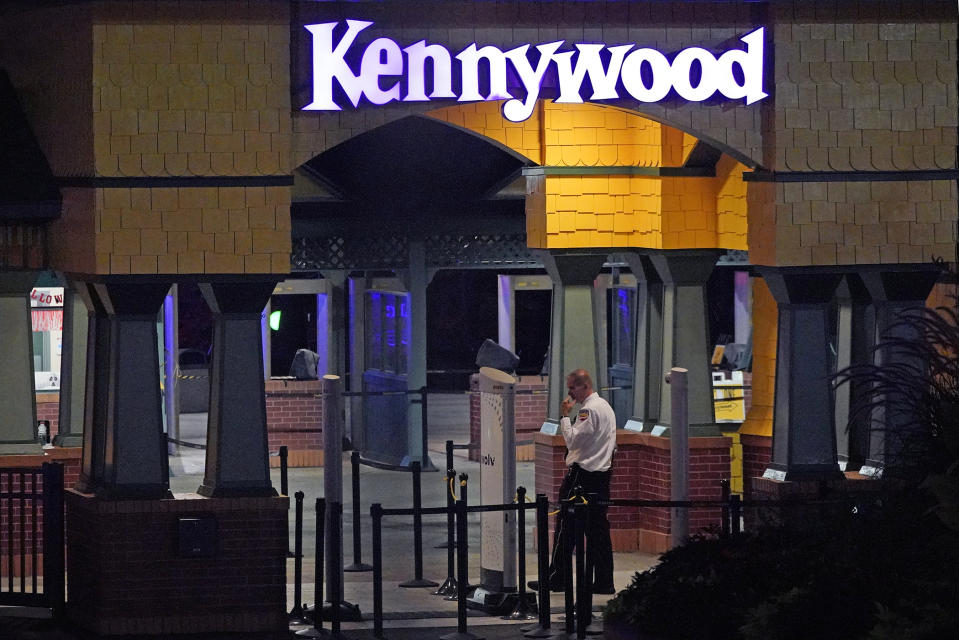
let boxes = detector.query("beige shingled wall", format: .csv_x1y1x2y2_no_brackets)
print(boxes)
87,1,291,275
754,3,959,267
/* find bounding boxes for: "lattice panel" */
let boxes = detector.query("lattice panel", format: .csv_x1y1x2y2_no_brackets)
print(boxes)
292,235,410,271
293,233,538,271
425,234,537,268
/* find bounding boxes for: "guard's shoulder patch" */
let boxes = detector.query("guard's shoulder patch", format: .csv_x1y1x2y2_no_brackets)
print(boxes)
577,410,590,420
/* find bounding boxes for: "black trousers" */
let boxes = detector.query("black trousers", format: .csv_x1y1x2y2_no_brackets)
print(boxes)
549,463,614,588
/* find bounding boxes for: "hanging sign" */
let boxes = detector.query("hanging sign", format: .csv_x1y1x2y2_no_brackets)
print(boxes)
32,308,63,332
302,21,767,121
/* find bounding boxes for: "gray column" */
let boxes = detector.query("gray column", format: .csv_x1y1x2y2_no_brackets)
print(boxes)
320,270,348,377
650,250,721,437
347,274,368,451
539,251,608,417
760,267,844,481
399,240,435,467
0,271,41,454
858,268,940,477
76,281,172,498
623,252,664,430
198,280,278,497
53,283,88,448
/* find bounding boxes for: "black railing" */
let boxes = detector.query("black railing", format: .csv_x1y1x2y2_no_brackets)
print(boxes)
0,462,64,618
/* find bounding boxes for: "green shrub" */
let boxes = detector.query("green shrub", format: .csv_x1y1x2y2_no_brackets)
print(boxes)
604,495,959,640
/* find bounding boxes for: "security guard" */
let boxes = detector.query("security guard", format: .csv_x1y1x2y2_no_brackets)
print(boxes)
531,368,617,594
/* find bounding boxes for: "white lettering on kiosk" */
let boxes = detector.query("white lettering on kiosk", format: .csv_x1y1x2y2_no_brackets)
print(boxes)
302,21,768,120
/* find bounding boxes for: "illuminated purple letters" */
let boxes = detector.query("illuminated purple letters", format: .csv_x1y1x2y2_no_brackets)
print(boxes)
302,21,767,120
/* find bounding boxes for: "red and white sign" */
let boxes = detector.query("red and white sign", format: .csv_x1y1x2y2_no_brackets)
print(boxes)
32,308,63,332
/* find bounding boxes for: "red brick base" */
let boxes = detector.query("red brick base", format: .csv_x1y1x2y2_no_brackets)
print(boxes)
265,378,325,468
535,431,732,554
65,490,288,636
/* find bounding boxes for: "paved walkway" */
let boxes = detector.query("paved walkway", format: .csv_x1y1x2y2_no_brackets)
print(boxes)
2,401,659,638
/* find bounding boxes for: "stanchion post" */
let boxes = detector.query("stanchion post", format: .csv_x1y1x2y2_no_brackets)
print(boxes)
420,386,429,469
289,491,306,622
344,451,372,572
522,493,552,638
296,498,326,637
436,441,456,550
400,461,438,588
731,493,742,535
562,490,579,638
280,445,289,496
720,478,730,537
668,367,690,547
329,501,343,636
440,474,484,640
574,501,588,640
282,447,293,558
433,466,458,595
504,486,535,620
371,503,384,639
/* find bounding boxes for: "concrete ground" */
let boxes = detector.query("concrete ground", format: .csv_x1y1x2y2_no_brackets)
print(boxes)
2,394,659,638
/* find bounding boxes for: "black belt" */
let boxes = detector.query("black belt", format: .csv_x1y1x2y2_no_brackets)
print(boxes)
569,463,610,475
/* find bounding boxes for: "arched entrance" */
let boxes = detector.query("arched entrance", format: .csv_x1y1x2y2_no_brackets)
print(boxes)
292,100,760,470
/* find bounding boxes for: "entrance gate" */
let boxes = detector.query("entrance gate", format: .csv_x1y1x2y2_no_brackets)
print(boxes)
0,462,64,616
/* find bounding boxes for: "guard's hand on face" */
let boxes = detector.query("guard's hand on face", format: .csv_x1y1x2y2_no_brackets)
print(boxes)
561,395,574,418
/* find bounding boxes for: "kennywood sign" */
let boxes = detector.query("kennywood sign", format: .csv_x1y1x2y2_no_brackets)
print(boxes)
302,20,767,121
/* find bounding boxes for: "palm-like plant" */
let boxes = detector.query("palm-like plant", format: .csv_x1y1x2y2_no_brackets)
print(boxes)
834,300,959,529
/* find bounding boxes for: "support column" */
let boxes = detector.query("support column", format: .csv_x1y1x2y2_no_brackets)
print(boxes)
858,267,940,477
347,274,368,451
400,240,434,467
319,271,348,378
650,250,722,437
76,281,172,498
198,280,278,497
623,252,664,430
0,271,41,454
832,275,873,472
759,267,844,481
53,282,88,448
539,251,608,417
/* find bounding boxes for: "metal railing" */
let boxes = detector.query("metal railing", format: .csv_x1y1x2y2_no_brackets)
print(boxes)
0,462,64,618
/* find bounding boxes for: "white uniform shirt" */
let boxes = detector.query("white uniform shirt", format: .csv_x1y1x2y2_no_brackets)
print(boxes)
559,392,617,472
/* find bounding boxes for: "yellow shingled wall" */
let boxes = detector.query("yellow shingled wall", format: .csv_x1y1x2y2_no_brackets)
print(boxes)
715,155,749,251
424,101,543,164
428,100,749,253
739,277,777,437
